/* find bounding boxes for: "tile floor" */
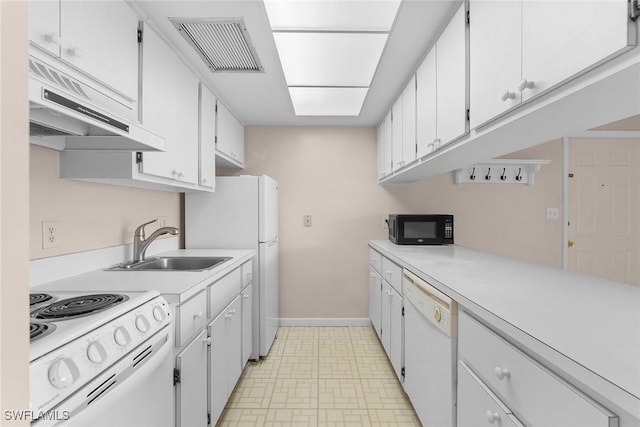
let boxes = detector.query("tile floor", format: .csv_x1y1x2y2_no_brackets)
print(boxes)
217,326,421,426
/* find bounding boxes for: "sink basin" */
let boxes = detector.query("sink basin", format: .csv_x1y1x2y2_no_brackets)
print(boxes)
107,256,231,272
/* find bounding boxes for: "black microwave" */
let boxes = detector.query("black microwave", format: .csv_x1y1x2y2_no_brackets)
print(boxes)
388,214,454,245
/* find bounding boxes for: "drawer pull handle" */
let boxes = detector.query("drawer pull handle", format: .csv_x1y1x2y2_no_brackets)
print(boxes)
193,311,203,320
501,90,516,102
494,366,511,380
243,293,250,299
485,410,501,424
203,337,212,346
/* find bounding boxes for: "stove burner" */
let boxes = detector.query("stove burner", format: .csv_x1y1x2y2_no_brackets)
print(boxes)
30,293,54,306
30,322,55,341
31,294,129,320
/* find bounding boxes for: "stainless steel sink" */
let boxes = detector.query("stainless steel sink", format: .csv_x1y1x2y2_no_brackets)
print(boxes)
107,256,231,272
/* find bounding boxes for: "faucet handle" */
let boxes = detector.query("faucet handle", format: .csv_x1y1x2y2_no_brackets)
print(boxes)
135,219,157,239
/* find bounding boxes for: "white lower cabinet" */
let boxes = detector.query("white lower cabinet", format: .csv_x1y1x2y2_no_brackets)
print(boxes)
241,283,253,367
209,296,242,424
369,267,382,338
175,330,209,427
380,280,403,382
458,310,619,427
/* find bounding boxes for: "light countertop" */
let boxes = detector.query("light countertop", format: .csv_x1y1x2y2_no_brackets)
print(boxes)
369,240,640,408
32,249,255,304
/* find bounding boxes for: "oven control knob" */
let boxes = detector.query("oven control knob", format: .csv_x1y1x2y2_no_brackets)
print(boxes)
48,358,79,389
152,306,166,322
113,327,130,346
86,341,106,364
135,315,150,333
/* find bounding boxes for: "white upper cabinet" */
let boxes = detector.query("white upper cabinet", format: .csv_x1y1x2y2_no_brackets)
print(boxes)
417,3,468,158
392,96,403,171
216,102,245,168
199,84,216,190
383,111,393,176
470,0,634,129
140,24,199,185
377,120,386,180
29,0,139,100
416,47,437,158
402,76,417,167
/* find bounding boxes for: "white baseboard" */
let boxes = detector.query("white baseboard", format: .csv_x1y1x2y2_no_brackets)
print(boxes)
278,318,371,327
29,236,180,287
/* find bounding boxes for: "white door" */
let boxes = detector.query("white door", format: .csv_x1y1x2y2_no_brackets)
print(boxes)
416,46,437,158
216,102,244,164
380,282,392,357
209,310,228,424
176,330,208,427
241,283,253,365
60,0,138,100
383,111,393,175
259,176,278,242
227,296,243,391
259,238,279,356
436,3,467,146
469,0,521,128
522,0,632,101
392,96,404,171
377,121,386,180
369,267,382,338
199,84,216,189
402,76,417,165
389,288,403,382
568,138,640,286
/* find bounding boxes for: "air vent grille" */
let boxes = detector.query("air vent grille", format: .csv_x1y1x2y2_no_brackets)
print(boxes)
171,18,263,73
29,57,90,100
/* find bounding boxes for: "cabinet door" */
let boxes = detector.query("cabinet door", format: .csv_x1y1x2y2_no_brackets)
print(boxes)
469,0,521,128
380,282,392,357
402,76,417,165
141,25,198,184
416,47,437,158
241,284,253,366
176,330,208,427
29,0,60,57
376,121,386,180
369,268,382,338
216,102,245,165
391,96,403,171
60,0,138,100
436,3,467,146
199,84,216,189
383,111,393,175
521,0,632,101
389,288,403,382
227,296,243,391
208,309,228,424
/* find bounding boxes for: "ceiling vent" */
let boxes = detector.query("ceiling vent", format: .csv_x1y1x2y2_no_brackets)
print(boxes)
170,18,264,73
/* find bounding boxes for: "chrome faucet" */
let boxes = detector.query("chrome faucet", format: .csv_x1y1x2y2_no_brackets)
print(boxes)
133,219,180,263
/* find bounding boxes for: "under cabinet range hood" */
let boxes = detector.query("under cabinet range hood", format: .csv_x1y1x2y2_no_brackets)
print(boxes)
28,54,165,151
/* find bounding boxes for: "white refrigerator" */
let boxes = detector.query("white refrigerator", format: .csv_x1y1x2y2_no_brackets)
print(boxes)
185,175,279,359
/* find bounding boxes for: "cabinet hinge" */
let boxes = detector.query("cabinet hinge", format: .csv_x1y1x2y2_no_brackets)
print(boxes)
207,413,211,425
136,151,143,164
214,136,218,144
173,368,181,385
137,28,143,43
466,9,470,25
215,103,218,113
402,306,405,316
568,173,575,178
631,0,640,21
466,108,470,122
401,367,405,378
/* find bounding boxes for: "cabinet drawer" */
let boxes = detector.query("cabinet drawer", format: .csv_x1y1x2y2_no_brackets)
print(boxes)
458,361,524,427
241,260,253,288
369,248,382,273
459,311,618,427
381,256,402,293
209,268,241,318
175,290,207,347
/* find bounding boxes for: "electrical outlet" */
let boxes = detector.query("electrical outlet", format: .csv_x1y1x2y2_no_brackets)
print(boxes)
157,216,167,228
303,215,312,227
546,208,559,220
42,221,59,249
382,216,388,230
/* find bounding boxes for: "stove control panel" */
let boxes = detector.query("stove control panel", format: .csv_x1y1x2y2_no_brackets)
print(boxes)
30,295,171,418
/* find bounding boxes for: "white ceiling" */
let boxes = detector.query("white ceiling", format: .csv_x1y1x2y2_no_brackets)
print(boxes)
130,0,462,126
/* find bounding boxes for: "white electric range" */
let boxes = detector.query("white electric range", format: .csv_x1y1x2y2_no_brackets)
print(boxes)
29,289,173,426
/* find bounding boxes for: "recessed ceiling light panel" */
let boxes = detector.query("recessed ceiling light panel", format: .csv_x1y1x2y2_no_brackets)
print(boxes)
273,32,388,86
289,87,369,116
264,0,401,31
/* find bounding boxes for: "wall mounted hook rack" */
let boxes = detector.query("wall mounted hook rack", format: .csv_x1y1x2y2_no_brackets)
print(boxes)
454,159,550,185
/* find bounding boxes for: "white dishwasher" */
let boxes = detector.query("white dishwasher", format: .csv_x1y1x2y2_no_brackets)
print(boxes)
403,269,458,427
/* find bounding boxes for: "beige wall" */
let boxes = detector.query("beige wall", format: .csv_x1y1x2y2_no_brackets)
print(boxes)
233,126,563,319
1,0,30,423
30,145,181,260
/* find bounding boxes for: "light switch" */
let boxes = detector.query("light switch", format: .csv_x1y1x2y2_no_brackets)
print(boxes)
546,208,559,220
